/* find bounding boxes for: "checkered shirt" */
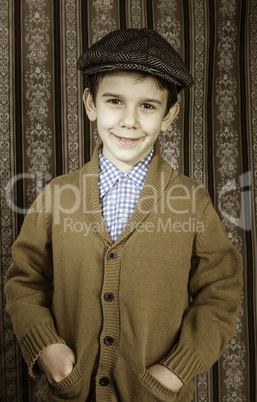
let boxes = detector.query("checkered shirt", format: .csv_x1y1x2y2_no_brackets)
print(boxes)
99,148,154,242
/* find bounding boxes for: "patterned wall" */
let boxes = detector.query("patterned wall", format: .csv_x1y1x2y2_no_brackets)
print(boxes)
0,0,256,401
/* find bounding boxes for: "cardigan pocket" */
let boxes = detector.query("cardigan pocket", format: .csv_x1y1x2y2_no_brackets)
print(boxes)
139,368,178,401
48,364,82,391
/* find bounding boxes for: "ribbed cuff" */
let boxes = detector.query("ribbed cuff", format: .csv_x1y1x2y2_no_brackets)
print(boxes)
21,322,66,377
160,343,206,384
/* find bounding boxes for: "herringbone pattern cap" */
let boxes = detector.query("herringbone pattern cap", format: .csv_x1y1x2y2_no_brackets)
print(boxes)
77,28,193,92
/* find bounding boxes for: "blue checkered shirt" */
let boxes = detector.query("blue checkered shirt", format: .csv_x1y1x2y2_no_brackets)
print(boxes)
99,149,154,242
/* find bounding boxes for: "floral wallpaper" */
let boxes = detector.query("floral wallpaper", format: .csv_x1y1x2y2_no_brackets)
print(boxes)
0,0,256,400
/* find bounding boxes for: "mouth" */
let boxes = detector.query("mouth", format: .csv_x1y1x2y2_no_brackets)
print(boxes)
113,134,141,146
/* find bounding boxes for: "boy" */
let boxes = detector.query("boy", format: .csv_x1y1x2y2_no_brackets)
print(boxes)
5,28,242,401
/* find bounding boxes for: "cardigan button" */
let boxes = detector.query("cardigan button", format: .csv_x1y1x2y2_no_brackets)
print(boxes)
99,377,109,386
107,251,117,260
104,292,114,302
104,336,114,346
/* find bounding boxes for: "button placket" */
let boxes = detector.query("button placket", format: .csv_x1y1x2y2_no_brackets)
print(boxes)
97,248,120,398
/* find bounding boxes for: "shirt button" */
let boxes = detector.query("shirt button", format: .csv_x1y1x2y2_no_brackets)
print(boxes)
119,214,126,222
104,336,114,346
104,292,114,302
107,251,117,260
99,377,109,386
122,175,129,182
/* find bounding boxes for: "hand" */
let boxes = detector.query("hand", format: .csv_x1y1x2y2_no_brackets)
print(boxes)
37,343,76,383
147,364,183,392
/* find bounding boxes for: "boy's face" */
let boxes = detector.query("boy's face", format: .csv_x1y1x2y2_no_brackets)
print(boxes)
84,71,179,173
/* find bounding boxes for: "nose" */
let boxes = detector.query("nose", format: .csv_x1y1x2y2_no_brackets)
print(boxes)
119,106,139,129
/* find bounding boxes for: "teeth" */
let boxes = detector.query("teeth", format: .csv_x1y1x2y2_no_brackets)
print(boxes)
114,134,138,142
121,138,135,141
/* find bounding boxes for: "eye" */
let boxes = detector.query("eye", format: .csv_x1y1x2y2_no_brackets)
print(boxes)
108,98,122,105
141,103,155,110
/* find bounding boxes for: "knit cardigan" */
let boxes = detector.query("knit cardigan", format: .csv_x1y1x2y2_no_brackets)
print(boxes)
5,142,243,402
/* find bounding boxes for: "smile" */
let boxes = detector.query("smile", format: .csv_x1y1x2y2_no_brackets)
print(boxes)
113,134,141,146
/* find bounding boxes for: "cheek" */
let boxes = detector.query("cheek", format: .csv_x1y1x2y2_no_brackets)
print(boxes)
97,110,119,129
142,118,163,136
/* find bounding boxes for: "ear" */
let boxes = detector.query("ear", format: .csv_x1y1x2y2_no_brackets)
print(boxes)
83,88,97,121
161,103,180,132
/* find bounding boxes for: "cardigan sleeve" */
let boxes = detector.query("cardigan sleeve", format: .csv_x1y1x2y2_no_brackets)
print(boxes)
5,187,66,377
160,200,243,384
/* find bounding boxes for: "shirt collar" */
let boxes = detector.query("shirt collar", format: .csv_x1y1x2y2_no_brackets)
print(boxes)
99,147,154,198
99,153,122,198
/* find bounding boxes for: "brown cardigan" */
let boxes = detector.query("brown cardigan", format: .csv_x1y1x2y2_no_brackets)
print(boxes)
5,142,243,401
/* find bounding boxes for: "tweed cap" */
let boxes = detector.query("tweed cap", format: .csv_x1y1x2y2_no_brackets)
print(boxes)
77,28,193,92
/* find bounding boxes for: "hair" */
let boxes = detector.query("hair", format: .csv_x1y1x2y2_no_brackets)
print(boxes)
85,71,178,116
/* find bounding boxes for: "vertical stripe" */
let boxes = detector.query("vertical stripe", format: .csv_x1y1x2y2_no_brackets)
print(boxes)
53,0,63,176
182,0,190,178
213,1,248,401
14,0,30,397
60,0,68,172
206,0,215,202
62,0,83,173
190,4,212,398
0,0,19,400
126,0,132,27
120,0,127,28
190,2,212,397
80,0,91,164
21,0,55,209
248,0,257,398
240,1,256,400
14,0,24,232
126,0,146,28
146,0,153,28
189,0,207,188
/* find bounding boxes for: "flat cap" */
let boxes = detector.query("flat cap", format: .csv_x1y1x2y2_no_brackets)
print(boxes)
77,28,193,92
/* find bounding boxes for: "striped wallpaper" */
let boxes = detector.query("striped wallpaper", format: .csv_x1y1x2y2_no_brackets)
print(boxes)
0,0,256,401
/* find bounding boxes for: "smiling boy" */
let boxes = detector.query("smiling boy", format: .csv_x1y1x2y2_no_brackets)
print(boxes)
5,28,242,401
84,70,179,173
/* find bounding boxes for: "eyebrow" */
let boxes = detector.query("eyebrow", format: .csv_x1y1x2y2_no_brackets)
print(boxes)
143,98,163,105
102,92,120,98
102,92,163,105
